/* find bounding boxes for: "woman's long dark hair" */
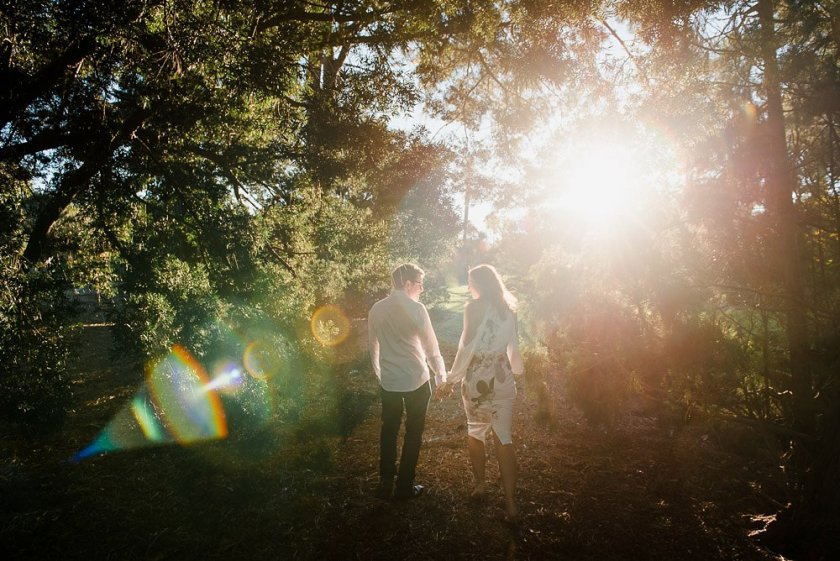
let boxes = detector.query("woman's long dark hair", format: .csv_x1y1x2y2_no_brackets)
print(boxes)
469,264,517,317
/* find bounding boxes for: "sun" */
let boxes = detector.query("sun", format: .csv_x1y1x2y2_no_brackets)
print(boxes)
566,144,640,218
546,139,644,229
538,126,682,236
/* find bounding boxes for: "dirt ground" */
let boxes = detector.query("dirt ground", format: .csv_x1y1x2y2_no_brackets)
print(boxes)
0,306,795,561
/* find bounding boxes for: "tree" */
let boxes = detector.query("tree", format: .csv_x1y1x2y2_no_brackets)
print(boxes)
0,0,467,425
616,0,840,555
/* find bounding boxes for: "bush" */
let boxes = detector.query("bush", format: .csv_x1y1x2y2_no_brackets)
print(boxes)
521,344,560,428
0,329,71,431
565,352,632,428
0,266,73,432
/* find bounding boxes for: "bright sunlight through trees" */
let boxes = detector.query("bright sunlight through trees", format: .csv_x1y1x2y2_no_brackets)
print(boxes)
551,140,641,224
536,124,684,237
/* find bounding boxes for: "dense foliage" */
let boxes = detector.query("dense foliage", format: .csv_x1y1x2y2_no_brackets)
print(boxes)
1,0,469,427
2,0,838,557
485,1,840,556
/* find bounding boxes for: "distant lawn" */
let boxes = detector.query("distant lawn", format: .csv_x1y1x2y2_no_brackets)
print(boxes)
430,284,471,348
440,284,470,311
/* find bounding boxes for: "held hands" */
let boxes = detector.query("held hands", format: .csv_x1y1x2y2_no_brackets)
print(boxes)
435,381,455,400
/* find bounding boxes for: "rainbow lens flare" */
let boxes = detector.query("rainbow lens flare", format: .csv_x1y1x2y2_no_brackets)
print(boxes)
73,345,229,461
209,360,246,394
146,345,228,443
310,304,351,347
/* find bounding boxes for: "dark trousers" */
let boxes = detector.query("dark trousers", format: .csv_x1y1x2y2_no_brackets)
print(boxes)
379,380,431,491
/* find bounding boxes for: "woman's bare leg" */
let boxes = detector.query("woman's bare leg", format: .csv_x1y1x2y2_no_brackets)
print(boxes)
467,435,486,496
493,432,518,519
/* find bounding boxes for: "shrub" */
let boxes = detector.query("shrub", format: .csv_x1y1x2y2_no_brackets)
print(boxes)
521,344,560,427
0,265,73,432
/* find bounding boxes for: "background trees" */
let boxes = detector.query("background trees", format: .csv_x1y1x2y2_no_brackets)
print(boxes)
620,1,840,553
487,0,840,555
3,0,839,557
1,0,467,424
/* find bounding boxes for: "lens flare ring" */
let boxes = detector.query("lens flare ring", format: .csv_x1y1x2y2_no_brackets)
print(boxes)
243,340,279,380
310,304,351,347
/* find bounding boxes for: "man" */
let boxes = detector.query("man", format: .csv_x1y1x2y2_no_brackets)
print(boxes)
368,263,446,500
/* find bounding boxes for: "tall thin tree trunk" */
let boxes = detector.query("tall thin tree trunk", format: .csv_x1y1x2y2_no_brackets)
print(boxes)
757,0,812,434
755,1,840,557
828,119,840,256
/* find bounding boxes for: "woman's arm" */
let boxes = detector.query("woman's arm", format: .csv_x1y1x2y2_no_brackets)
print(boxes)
507,312,524,375
461,300,483,347
447,301,481,385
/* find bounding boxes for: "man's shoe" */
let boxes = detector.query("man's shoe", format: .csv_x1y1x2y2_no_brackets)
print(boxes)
393,484,425,500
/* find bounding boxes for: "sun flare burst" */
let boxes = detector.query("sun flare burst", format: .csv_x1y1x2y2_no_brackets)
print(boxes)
564,147,639,217
539,126,683,236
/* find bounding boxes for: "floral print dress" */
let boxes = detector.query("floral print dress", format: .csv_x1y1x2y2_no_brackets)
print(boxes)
448,304,523,444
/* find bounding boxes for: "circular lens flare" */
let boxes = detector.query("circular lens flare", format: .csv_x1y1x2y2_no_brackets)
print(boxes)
310,304,351,347
243,340,278,380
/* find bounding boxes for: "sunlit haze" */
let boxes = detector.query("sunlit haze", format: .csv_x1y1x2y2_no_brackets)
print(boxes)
553,142,640,220
539,126,684,236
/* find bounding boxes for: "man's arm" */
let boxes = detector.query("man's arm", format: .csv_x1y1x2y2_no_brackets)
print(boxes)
418,304,446,384
368,310,381,382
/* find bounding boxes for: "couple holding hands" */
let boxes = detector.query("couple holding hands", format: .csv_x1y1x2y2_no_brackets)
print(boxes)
368,263,524,524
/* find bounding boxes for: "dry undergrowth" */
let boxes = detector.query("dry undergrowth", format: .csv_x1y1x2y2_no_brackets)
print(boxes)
1,318,791,561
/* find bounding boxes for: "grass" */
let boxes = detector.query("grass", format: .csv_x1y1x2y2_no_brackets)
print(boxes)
430,283,471,347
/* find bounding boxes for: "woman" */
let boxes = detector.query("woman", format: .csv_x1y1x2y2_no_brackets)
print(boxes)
437,264,524,523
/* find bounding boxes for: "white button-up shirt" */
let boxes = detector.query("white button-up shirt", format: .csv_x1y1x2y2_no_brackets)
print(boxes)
368,289,446,392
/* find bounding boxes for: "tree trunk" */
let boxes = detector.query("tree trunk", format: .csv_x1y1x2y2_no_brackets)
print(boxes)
20,165,91,267
20,109,150,268
755,1,839,557
757,0,812,434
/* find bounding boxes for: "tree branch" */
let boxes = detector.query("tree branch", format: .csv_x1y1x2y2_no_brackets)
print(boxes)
257,7,383,32
0,129,85,161
597,18,651,87
20,108,151,268
0,36,98,129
